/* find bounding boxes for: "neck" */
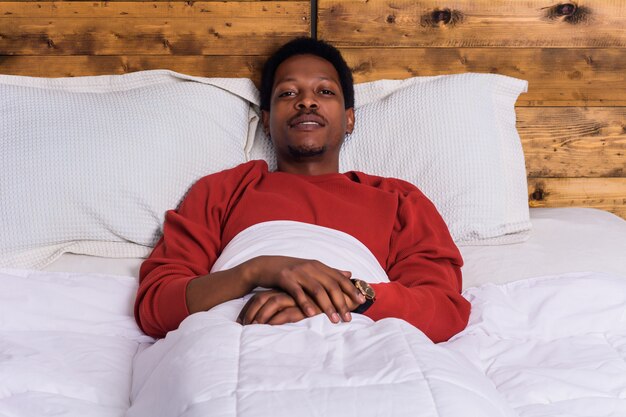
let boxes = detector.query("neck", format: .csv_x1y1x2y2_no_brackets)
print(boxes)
276,157,340,176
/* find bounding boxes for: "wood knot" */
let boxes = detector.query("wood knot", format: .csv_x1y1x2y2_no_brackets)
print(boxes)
544,3,591,24
531,189,545,201
350,61,373,75
421,8,463,28
386,14,396,24
432,9,452,24
556,3,577,16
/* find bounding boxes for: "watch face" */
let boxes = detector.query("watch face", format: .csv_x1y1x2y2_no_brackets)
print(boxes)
363,285,376,299
356,280,376,299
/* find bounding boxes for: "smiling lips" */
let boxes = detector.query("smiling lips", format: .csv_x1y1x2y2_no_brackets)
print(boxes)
289,113,326,129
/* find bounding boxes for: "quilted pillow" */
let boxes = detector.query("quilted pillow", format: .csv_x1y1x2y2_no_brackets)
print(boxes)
0,70,259,268
251,73,530,245
344,73,530,245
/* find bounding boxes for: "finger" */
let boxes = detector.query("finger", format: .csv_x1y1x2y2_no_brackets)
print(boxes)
317,270,353,322
335,271,366,306
299,275,341,324
240,291,273,325
279,275,324,318
267,307,306,325
312,263,363,307
281,264,351,323
301,264,359,322
237,296,254,324
252,293,297,324
275,261,354,323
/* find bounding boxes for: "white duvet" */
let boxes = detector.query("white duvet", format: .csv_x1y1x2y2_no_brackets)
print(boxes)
1,223,625,416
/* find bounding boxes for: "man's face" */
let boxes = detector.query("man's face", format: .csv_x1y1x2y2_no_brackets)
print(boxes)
263,54,354,164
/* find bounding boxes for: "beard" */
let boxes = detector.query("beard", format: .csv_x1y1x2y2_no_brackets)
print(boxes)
287,144,326,158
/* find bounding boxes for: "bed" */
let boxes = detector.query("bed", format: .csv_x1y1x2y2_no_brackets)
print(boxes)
1,1,625,416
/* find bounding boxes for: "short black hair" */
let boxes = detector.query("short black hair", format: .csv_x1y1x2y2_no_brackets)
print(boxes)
260,37,354,111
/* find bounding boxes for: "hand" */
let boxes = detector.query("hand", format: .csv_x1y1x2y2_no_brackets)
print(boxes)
237,289,317,325
237,289,365,326
247,256,366,324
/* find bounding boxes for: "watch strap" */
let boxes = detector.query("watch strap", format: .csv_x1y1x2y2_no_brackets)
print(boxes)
352,298,374,314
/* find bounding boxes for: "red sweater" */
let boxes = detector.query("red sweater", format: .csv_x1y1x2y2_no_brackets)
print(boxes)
135,160,470,342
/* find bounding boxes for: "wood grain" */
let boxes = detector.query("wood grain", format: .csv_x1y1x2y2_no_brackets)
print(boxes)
0,1,308,18
528,177,626,218
518,107,626,178
0,55,267,81
319,0,626,48
339,48,626,106
0,2,309,56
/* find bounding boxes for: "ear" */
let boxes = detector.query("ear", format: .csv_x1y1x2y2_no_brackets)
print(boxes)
345,108,355,134
261,110,271,138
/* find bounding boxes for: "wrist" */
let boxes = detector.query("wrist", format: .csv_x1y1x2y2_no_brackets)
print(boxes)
350,279,376,314
238,256,264,291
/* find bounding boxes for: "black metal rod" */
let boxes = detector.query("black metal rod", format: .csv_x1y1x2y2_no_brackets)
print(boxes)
311,0,318,39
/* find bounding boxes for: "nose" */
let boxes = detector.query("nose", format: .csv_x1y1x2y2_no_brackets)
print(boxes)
295,91,318,110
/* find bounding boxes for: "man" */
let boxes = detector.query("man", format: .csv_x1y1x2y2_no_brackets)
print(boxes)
135,38,470,343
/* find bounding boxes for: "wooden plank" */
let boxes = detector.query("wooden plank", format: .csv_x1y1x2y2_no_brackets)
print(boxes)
319,0,626,48
0,19,309,56
0,2,309,56
339,48,626,106
0,1,309,19
0,55,267,81
518,107,626,178
528,177,626,219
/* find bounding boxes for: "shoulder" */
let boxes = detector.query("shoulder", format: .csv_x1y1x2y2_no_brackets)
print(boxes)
191,160,268,191
350,171,427,199
197,160,267,184
180,160,267,207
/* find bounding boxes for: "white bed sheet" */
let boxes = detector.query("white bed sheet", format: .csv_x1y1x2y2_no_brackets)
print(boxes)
42,208,626,289
461,207,626,288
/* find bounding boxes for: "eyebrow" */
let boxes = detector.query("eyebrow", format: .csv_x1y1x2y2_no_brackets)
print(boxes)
275,76,337,84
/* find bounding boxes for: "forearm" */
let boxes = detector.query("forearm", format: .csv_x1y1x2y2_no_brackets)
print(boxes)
366,281,470,343
186,261,258,314
136,260,258,338
138,255,364,337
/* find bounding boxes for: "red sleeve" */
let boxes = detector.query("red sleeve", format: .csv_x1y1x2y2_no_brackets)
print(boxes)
134,161,259,338
363,186,471,343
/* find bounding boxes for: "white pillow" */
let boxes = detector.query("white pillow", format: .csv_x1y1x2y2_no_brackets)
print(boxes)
0,70,259,268
251,73,530,245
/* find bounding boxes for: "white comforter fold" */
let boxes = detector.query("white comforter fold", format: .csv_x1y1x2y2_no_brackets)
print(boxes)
0,269,151,417
128,309,516,417
446,272,626,417
126,272,626,417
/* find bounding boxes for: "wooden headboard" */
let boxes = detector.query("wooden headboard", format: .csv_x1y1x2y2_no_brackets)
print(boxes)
1,0,625,219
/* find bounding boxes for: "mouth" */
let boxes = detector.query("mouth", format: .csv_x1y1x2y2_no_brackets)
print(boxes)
288,113,326,129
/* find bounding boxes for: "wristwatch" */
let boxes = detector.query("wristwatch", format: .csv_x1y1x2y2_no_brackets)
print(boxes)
351,279,376,314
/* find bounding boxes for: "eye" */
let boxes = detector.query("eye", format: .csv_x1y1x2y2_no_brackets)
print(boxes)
278,91,296,98
319,89,335,96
